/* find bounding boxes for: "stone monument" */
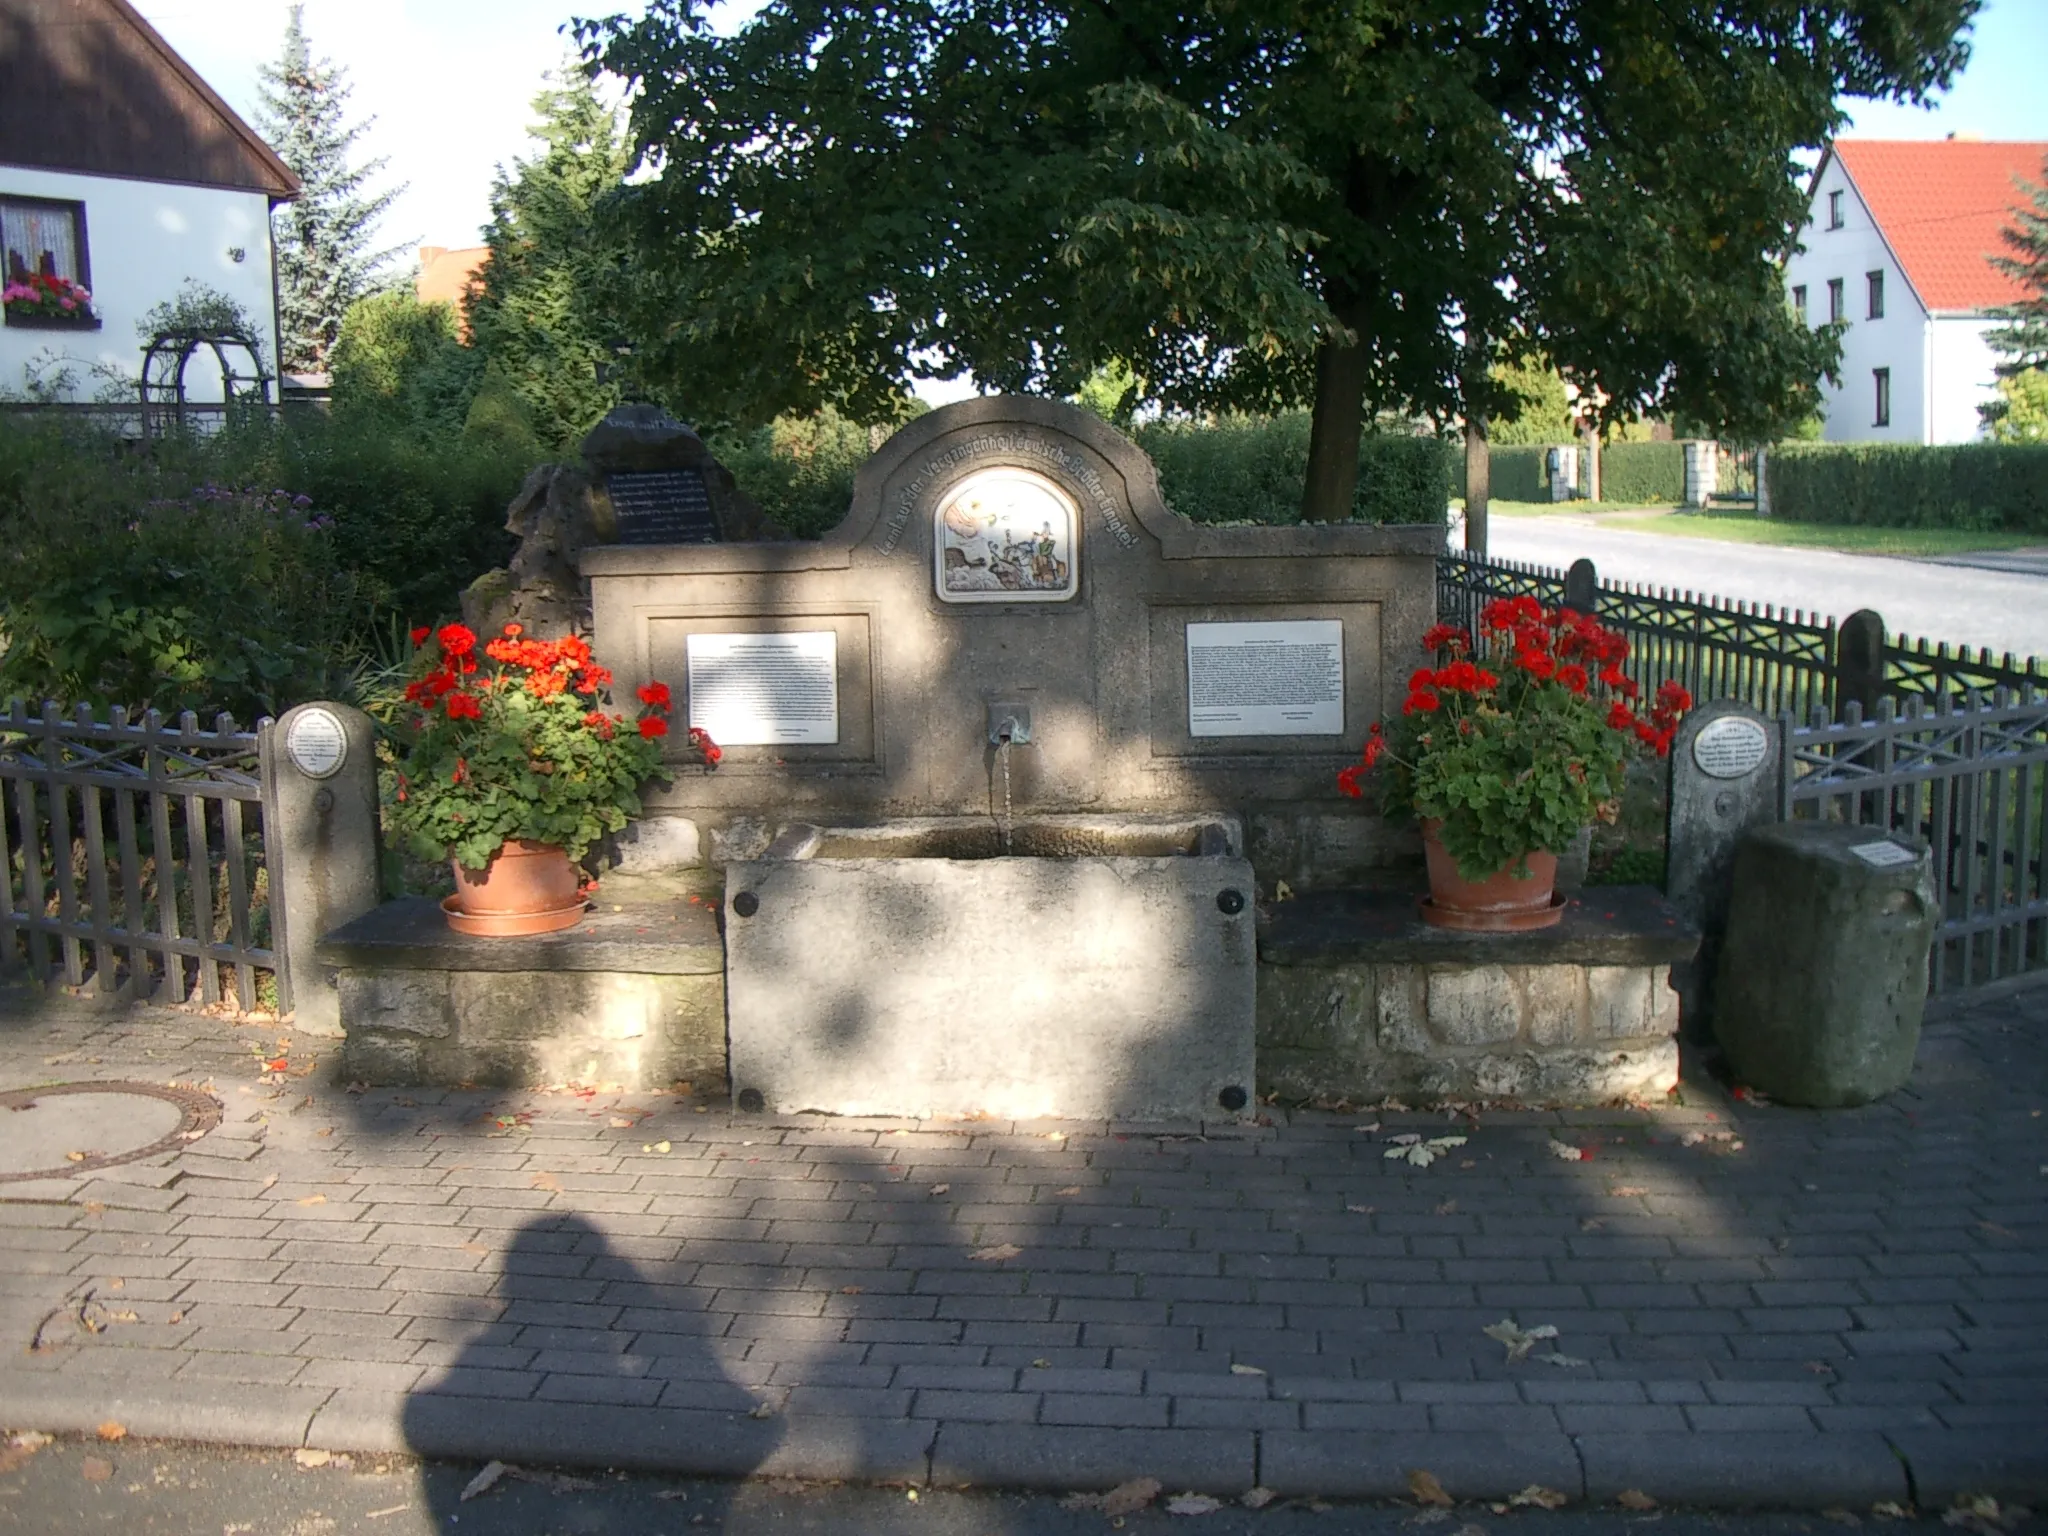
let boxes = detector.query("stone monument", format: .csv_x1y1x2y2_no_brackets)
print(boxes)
464,404,783,640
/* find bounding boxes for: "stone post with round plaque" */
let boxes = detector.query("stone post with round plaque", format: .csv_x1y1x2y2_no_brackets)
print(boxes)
264,702,381,1037
1664,699,1780,1036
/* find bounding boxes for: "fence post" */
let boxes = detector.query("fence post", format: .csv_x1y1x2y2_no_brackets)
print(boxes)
1665,700,1781,1039
264,702,381,1038
1835,609,1886,718
1564,558,1598,617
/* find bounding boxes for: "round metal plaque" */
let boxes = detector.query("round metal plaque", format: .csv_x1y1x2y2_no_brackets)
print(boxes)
286,707,348,780
1691,715,1769,780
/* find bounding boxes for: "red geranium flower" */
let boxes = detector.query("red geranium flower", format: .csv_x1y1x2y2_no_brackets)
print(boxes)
444,692,482,721
638,716,669,739
637,680,672,710
437,623,477,658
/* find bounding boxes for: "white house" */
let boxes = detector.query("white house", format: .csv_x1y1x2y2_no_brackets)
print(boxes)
0,0,298,406
1786,137,2045,445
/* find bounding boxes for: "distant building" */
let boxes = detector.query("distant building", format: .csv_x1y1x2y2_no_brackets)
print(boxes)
1787,138,2047,445
0,0,299,402
416,245,489,333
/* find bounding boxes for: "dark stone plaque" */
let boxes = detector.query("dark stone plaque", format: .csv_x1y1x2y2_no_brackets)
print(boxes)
606,469,720,545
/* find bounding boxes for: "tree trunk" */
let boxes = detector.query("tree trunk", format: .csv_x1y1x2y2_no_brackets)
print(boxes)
1301,335,1369,523
1463,414,1489,553
1583,422,1602,503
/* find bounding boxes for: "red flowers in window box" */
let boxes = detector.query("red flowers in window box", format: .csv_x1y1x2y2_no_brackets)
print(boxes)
3,272,97,324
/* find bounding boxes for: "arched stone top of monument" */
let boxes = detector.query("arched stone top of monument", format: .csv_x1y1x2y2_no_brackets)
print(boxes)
582,395,1440,578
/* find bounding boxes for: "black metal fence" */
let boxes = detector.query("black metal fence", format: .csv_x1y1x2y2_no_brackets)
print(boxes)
1438,551,2045,716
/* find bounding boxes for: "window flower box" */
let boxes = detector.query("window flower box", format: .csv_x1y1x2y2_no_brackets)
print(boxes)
3,273,100,328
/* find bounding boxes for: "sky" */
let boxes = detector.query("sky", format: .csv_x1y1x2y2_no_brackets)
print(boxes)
140,0,2048,274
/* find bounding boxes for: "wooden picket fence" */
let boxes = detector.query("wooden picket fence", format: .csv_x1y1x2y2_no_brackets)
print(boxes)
0,702,287,1012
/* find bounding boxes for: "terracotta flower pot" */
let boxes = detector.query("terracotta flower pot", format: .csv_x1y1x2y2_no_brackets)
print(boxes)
442,840,587,936
1419,820,1566,932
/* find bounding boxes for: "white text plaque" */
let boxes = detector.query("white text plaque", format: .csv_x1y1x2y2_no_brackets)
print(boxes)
686,632,839,745
1186,620,1344,737
285,707,348,780
1692,715,1770,780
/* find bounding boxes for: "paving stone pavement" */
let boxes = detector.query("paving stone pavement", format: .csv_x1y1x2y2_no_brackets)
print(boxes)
0,981,2043,1507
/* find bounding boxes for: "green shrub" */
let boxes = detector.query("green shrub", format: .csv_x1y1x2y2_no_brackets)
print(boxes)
0,421,363,717
1487,445,1548,502
1766,442,2048,532
1135,413,1450,525
710,409,875,538
1598,441,1684,504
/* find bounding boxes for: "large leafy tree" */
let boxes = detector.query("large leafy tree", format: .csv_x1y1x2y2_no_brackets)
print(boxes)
1982,155,2048,441
465,66,636,451
256,5,405,373
585,1,1974,520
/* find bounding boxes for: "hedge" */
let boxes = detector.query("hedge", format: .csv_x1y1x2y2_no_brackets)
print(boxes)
1767,442,2048,533
1134,413,1451,526
1598,441,1684,505
1485,445,1548,502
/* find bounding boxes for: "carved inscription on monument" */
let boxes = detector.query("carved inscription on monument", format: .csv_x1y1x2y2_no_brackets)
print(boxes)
1186,620,1344,737
686,632,839,745
607,470,719,545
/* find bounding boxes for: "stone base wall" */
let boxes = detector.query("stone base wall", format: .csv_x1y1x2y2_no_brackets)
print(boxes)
337,969,726,1091
1259,959,1679,1103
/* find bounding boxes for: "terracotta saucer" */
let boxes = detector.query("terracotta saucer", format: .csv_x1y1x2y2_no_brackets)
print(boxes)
440,894,588,936
1417,890,1569,932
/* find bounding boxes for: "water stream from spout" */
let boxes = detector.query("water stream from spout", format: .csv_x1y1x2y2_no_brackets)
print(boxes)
996,737,1014,854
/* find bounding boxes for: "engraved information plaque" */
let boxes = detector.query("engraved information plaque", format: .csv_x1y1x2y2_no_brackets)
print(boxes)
1691,715,1770,780
285,707,348,779
1850,840,1918,869
607,470,720,545
686,631,839,745
1186,620,1344,737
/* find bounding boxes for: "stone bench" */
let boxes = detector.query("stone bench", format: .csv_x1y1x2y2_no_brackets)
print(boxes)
316,892,726,1091
1256,885,1699,1104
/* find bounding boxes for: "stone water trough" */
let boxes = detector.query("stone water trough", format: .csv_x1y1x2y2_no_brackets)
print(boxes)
722,815,1257,1121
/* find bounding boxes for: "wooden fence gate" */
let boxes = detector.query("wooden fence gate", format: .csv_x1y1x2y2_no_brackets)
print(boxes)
0,703,289,1013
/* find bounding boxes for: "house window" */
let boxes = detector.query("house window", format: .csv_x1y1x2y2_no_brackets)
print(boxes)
1792,284,1807,322
1827,189,1844,229
1873,367,1890,427
1,196,90,289
1867,269,1884,320
1828,278,1844,324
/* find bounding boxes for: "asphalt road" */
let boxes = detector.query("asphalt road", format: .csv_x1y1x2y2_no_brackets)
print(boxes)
1475,517,2048,662
0,1437,2021,1536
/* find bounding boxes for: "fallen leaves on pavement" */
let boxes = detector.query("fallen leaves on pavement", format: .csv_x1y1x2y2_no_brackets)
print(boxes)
1408,1469,1454,1507
1483,1318,1559,1362
1617,1489,1659,1510
1167,1493,1223,1515
95,1422,126,1441
1385,1134,1467,1167
1511,1486,1569,1510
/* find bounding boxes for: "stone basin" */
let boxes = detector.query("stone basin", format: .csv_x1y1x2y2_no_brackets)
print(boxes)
723,815,1257,1121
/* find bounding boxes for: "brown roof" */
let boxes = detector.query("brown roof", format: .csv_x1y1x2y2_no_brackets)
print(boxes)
1829,139,2048,314
416,245,489,310
0,0,299,199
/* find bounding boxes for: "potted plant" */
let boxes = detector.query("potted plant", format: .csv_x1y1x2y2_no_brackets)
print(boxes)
3,272,98,327
1340,597,1690,931
386,621,717,934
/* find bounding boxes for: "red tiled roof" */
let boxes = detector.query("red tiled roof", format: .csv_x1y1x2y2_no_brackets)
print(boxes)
1831,139,2048,313
416,245,490,310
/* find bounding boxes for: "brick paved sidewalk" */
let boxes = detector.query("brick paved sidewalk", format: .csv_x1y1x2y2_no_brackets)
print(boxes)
1,982,2043,1507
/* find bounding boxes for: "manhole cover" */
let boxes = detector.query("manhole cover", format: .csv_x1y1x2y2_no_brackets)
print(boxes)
0,1082,221,1182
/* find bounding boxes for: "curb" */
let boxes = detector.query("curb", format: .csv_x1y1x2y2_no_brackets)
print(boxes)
5,1374,2047,1506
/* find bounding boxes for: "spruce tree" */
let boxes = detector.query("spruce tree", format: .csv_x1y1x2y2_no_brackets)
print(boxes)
256,4,406,374
466,64,633,450
1983,156,2048,440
